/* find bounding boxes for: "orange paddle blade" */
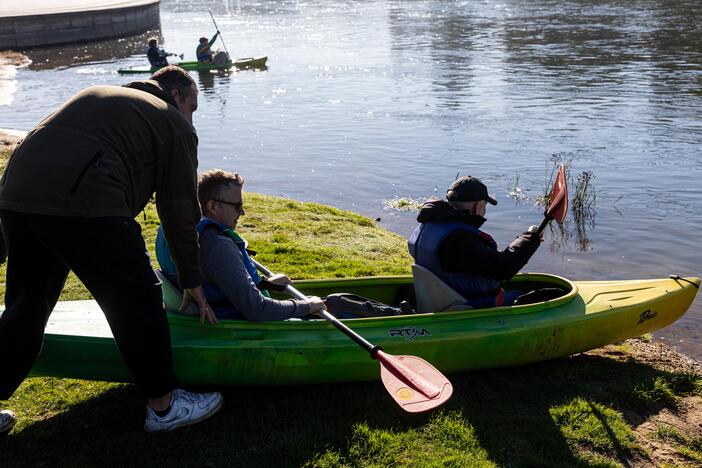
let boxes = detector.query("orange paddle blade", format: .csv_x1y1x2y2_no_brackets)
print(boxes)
377,351,453,413
547,164,568,223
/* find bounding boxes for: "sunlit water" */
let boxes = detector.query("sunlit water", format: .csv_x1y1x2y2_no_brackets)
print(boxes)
1,0,700,359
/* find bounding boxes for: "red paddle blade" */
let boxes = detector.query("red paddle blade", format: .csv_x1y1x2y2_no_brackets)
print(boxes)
547,164,568,223
377,351,453,413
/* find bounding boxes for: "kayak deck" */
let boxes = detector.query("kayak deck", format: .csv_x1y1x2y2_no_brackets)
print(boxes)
17,274,700,385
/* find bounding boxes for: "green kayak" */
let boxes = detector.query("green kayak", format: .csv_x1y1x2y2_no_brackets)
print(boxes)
15,272,698,386
117,56,268,75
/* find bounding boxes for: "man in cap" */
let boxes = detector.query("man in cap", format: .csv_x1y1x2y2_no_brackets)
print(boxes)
408,176,542,309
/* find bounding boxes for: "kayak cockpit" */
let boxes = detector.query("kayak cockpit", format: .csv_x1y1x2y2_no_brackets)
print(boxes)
159,268,576,323
411,264,573,313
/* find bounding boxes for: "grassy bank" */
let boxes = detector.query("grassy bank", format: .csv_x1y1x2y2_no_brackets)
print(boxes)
1,144,702,466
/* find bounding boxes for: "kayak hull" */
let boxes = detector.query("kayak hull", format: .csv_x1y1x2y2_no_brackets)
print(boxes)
15,274,700,385
116,57,267,74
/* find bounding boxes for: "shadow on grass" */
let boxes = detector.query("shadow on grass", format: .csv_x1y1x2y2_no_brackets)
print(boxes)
1,352,695,467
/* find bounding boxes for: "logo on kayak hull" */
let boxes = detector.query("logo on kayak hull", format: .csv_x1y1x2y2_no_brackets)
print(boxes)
638,309,657,324
389,327,431,340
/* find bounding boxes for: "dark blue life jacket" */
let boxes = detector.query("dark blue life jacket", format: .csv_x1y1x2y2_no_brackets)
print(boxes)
155,218,268,318
195,219,266,312
408,221,504,308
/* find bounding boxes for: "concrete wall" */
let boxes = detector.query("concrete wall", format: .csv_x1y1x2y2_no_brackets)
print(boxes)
0,2,160,50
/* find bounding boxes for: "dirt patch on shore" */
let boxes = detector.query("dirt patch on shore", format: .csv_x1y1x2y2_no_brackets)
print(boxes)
591,338,702,375
588,339,702,466
0,130,23,167
0,130,23,148
0,51,31,68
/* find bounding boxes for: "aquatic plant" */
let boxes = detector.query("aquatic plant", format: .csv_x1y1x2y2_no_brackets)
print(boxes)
382,197,425,212
572,170,597,217
507,174,528,202
571,171,597,252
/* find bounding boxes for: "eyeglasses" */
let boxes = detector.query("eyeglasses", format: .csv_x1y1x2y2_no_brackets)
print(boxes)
213,199,244,211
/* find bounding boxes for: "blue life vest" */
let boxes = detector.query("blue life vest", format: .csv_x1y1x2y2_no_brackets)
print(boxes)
196,47,213,62
196,35,216,62
408,221,504,308
155,218,268,318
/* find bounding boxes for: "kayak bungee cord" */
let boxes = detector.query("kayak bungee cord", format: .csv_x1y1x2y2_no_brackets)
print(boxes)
670,275,700,289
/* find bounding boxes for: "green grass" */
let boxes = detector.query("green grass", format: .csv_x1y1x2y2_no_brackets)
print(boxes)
0,186,413,302
631,373,702,409
549,398,636,464
653,424,702,464
308,412,494,467
1,145,702,466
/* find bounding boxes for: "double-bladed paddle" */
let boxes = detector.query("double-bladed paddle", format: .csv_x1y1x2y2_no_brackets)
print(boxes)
251,258,453,413
536,163,569,235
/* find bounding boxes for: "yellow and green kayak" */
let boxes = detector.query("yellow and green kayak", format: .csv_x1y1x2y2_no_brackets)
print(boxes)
11,273,699,385
117,56,268,75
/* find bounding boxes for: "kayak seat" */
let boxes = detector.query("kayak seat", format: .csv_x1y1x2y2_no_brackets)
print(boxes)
154,269,199,316
411,264,471,313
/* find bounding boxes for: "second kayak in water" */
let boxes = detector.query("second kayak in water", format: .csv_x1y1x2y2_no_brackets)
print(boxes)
117,56,268,74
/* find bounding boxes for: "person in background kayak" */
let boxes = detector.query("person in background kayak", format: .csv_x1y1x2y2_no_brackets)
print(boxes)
196,32,229,66
147,37,180,67
408,176,542,309
156,169,326,321
0,66,223,434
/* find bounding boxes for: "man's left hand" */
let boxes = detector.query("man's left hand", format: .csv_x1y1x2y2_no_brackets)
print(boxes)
181,285,219,325
267,273,293,286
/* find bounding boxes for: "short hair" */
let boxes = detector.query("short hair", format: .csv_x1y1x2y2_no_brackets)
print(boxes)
148,37,158,47
150,66,196,97
199,37,208,43
198,169,244,211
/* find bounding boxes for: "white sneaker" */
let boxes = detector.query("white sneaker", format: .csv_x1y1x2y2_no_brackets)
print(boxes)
144,389,223,433
0,409,16,435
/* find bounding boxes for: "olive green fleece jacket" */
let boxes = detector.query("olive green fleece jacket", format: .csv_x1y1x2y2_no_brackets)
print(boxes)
0,81,202,288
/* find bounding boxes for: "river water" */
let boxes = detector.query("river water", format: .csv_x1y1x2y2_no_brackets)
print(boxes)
0,0,700,359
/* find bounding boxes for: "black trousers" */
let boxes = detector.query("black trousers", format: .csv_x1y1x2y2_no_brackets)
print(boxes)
0,210,177,400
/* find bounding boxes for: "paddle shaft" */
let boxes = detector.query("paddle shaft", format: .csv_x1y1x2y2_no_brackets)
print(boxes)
251,259,380,356
535,214,551,236
208,10,230,57
251,259,454,408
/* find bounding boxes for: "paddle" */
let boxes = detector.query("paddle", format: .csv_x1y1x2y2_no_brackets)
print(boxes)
535,163,568,235
208,9,231,57
251,258,453,413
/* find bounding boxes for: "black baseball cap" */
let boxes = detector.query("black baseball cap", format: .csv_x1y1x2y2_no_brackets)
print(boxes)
446,176,497,205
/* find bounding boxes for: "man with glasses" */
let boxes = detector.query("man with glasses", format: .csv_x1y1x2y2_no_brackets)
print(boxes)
156,169,325,321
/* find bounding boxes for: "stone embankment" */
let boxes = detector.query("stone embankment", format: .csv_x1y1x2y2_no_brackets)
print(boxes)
0,0,160,49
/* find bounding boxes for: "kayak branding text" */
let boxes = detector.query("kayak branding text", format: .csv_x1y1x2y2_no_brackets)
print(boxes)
388,327,431,340
638,309,658,324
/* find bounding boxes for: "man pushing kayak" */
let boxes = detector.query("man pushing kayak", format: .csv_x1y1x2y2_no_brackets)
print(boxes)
0,66,222,434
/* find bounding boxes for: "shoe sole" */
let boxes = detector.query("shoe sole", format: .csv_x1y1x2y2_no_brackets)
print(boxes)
144,396,224,433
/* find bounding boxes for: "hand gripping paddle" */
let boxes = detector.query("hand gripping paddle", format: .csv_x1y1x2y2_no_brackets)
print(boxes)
252,259,453,413
536,163,569,235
